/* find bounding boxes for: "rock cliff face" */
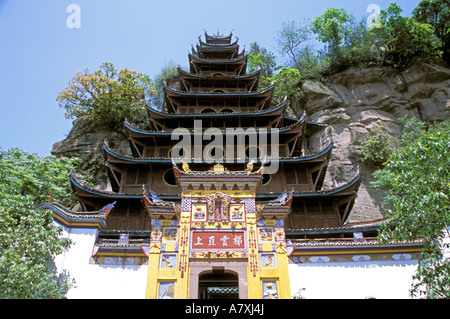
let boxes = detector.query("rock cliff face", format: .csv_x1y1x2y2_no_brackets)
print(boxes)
52,60,450,223
293,60,450,223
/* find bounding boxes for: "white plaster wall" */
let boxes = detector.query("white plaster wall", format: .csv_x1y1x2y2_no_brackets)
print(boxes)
288,260,418,299
53,225,148,299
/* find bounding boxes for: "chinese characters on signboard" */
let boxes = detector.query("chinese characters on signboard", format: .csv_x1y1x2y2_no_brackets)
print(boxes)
191,231,245,250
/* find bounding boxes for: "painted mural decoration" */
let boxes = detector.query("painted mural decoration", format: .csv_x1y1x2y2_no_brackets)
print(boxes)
158,282,175,299
162,227,178,242
160,254,177,269
260,253,277,268
262,281,278,299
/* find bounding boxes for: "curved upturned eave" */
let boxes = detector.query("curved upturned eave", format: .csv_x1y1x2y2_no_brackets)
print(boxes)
145,98,284,121
70,172,142,200
204,32,233,44
196,43,239,52
102,136,332,165
178,67,260,81
188,53,247,65
36,202,107,229
259,168,361,200
163,84,273,98
107,166,360,203
199,40,238,48
124,108,306,138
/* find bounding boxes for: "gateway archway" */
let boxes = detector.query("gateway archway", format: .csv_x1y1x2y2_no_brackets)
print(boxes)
198,269,239,299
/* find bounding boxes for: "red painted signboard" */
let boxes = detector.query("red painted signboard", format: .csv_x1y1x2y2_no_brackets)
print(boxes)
191,231,245,250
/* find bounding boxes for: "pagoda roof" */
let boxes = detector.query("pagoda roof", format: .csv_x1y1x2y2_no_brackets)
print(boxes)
70,172,142,200
189,53,247,65
69,165,360,204
196,42,240,52
124,109,306,139
287,218,390,236
36,202,108,230
204,31,233,44
103,133,331,166
145,97,284,121
256,166,361,202
178,67,260,81
198,39,239,48
164,83,273,98
171,161,265,189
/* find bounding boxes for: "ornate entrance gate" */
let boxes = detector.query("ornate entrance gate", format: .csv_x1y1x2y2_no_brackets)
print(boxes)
198,270,239,299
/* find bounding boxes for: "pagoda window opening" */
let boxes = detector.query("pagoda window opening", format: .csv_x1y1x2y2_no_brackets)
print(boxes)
158,147,170,157
291,200,307,215
104,201,148,231
125,167,149,185
169,146,189,160
245,146,263,160
144,146,155,157
261,174,271,186
284,166,310,187
163,169,177,186
201,108,216,114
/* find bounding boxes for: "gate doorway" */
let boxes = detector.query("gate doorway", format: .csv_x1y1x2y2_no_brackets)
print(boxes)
198,268,239,299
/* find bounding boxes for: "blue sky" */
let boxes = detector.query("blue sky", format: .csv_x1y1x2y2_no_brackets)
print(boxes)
0,0,421,157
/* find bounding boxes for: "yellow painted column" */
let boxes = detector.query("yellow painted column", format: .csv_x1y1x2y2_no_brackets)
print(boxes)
175,211,191,299
274,241,291,299
145,230,162,299
246,212,261,298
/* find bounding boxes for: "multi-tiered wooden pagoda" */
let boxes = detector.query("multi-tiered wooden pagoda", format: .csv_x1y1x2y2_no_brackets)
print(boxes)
66,31,368,299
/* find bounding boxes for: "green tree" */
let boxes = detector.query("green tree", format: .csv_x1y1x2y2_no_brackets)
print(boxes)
57,62,156,130
372,119,450,298
371,3,441,68
311,8,354,65
398,115,427,147
338,18,384,70
247,42,278,78
413,0,450,64
152,61,181,111
269,67,303,104
276,20,311,69
0,148,81,298
361,126,396,167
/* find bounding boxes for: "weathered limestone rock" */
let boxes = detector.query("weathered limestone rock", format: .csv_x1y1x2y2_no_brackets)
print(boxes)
297,60,450,223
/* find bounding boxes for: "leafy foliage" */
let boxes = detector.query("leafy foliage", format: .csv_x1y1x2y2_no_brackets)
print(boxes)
152,61,182,111
248,42,278,78
57,62,156,130
413,0,450,63
372,119,450,298
398,115,427,147
273,2,446,82
311,8,354,64
276,20,311,69
248,43,302,106
372,3,441,69
268,67,303,104
0,148,81,298
361,126,396,167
